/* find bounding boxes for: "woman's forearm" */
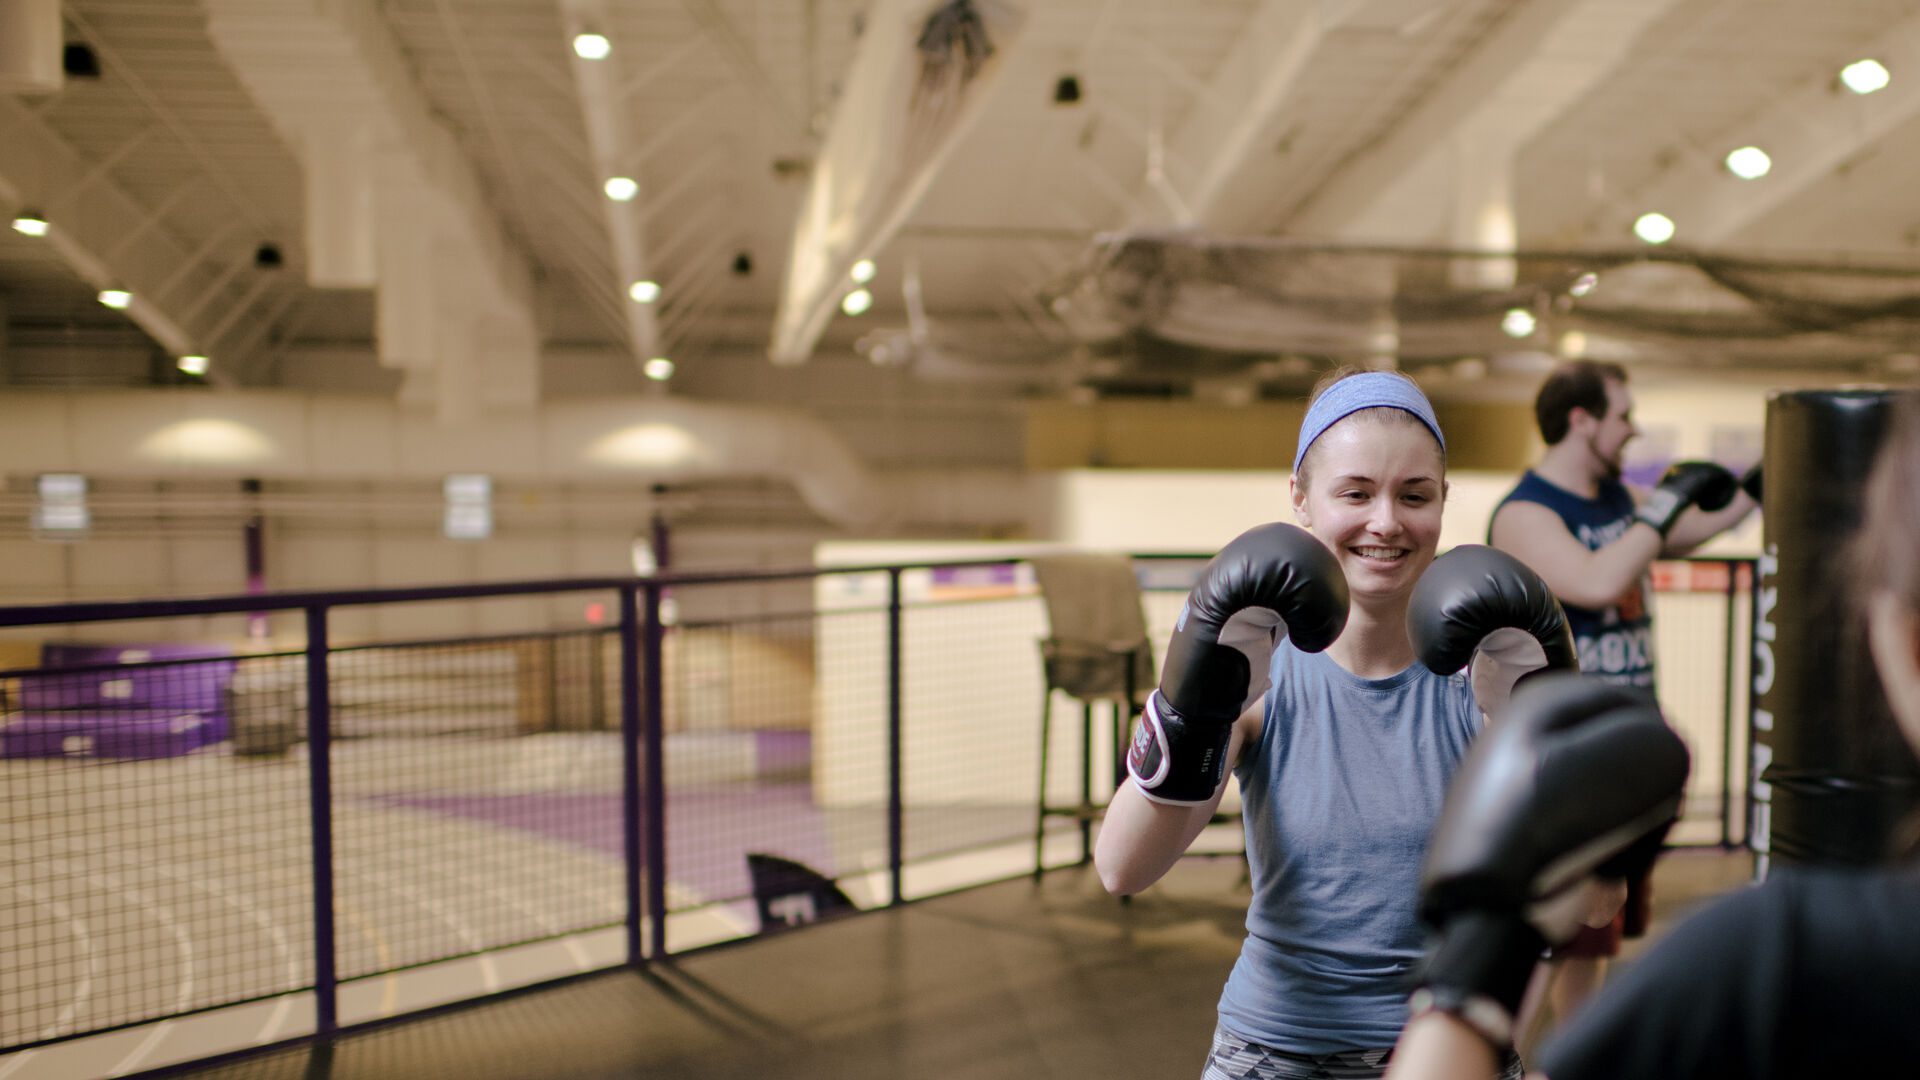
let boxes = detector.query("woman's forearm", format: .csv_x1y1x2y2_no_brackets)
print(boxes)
1094,709,1252,894
1093,777,1224,894
1386,1013,1526,1080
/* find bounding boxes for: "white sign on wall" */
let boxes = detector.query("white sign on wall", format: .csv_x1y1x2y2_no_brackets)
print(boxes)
33,473,89,536
443,473,492,540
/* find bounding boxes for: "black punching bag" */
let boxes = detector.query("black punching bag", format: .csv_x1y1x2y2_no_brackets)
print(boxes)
1752,388,1920,875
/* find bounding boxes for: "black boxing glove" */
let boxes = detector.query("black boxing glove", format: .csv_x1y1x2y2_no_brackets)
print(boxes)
1741,463,1762,504
1409,545,1576,717
1634,461,1739,537
1409,675,1689,1050
1127,523,1348,805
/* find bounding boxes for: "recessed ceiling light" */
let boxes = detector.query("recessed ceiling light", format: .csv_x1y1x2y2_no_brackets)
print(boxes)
573,32,611,60
177,355,210,376
604,176,638,201
1559,330,1588,357
1633,212,1676,245
841,288,873,316
11,210,49,237
1840,58,1891,95
643,357,674,381
1501,308,1537,338
850,258,876,284
628,279,660,303
1724,145,1772,180
98,288,132,309
1569,272,1599,298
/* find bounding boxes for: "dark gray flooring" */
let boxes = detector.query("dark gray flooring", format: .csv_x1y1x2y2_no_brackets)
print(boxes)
166,850,1754,1080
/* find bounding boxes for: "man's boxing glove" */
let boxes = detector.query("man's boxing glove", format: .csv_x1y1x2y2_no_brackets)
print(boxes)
1409,674,1689,1050
1127,522,1348,805
1634,461,1739,537
1408,545,1576,716
1741,463,1762,505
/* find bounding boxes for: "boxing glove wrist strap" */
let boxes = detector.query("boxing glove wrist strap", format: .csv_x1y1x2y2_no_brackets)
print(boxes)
1126,691,1232,806
1406,986,1515,1053
1410,910,1544,1049
1633,488,1686,536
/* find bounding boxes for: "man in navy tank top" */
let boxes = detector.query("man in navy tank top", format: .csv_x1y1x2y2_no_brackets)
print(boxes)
1487,360,1756,1037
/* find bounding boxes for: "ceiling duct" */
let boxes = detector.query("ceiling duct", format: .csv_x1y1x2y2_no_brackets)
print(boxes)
0,390,891,531
204,0,539,422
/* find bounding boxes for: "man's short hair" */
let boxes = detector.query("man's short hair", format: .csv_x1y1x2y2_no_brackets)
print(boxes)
1536,361,1629,445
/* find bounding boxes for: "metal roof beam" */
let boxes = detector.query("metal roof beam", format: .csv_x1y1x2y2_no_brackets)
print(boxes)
0,97,241,364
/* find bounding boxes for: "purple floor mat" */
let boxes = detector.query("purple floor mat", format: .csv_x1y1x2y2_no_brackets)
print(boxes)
364,784,1031,907
27,643,235,712
1,709,228,759
754,730,811,777
366,784,837,905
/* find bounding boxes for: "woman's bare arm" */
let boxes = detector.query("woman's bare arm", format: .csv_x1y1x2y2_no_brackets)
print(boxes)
1094,704,1260,895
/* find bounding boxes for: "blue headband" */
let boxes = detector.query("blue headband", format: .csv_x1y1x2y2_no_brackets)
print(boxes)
1292,372,1445,473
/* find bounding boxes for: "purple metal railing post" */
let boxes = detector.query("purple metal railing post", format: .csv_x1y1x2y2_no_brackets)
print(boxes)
618,587,644,967
304,605,338,1037
887,568,904,906
642,582,669,957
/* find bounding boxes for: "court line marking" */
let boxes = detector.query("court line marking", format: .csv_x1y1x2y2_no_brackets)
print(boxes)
35,859,195,1079
68,821,402,1034
345,836,589,978
0,877,99,1044
42,840,302,1048
423,825,625,921
334,901,397,1016
9,805,618,1052
345,819,625,963
329,859,499,995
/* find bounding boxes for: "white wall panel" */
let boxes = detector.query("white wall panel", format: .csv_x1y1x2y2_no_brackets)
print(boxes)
71,537,169,593
306,398,399,477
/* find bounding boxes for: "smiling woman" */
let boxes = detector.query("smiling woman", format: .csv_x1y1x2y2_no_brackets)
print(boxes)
1093,367,1572,1080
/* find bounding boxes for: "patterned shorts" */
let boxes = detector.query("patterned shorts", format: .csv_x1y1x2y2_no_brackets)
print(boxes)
1202,1024,1524,1080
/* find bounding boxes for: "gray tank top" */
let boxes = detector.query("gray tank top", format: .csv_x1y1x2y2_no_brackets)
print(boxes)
1217,642,1483,1053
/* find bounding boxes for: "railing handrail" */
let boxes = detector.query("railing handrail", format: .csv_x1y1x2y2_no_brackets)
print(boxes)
0,558,1031,627
0,552,1760,628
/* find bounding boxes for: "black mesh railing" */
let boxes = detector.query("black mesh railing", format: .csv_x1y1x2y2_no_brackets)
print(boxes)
1648,559,1756,848
323,632,627,988
0,556,1756,1072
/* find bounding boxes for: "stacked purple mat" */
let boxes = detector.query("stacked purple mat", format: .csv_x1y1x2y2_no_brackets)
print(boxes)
1,644,236,760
